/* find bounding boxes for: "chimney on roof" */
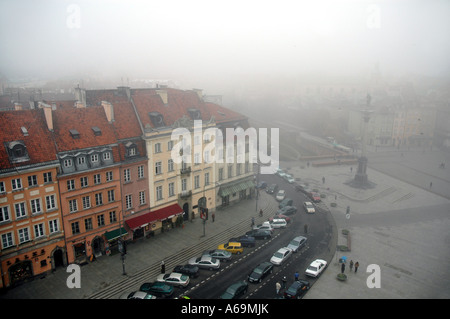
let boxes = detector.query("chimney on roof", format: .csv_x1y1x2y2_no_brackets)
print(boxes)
156,89,168,106
74,86,86,107
101,101,114,123
192,89,203,101
75,101,85,108
39,102,54,131
117,86,131,101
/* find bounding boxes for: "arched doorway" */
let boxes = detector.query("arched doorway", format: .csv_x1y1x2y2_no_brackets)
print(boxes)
52,247,66,269
92,237,104,258
182,202,189,221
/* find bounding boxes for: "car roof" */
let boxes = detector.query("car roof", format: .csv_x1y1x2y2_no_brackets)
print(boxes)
311,259,326,266
277,247,290,253
304,201,313,205
258,261,272,268
272,219,286,222
293,236,307,241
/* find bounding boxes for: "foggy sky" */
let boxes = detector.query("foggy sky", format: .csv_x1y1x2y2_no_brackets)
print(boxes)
1,0,450,91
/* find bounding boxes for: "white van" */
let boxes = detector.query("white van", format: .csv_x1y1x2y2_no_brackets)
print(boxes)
270,219,287,229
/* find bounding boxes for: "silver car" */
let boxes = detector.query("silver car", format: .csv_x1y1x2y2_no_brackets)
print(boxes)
188,255,221,270
287,236,307,253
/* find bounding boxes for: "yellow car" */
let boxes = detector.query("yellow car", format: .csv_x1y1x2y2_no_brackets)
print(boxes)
218,242,244,254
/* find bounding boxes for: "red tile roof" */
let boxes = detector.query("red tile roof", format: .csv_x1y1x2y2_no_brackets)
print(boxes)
0,109,58,169
52,106,117,152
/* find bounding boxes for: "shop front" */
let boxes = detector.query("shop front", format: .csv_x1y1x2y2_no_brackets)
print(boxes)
125,203,184,239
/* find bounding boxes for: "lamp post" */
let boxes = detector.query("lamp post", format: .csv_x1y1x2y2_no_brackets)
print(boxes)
354,94,373,188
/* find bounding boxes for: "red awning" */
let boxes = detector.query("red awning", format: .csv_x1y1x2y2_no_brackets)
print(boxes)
125,203,183,230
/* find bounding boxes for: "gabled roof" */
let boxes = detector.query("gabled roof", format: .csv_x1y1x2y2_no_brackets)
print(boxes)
52,106,117,152
0,109,58,170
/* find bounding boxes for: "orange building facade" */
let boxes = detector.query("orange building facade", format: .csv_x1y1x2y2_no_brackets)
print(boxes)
0,110,66,288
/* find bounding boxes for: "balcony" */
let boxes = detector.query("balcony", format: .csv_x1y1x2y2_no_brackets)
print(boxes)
179,190,192,199
180,166,191,175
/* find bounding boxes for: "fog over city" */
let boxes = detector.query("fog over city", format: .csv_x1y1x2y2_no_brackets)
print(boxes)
1,0,450,91
1,0,450,301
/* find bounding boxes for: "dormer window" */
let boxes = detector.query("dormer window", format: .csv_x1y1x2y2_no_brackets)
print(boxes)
5,141,30,163
92,126,102,136
188,108,201,120
148,112,165,128
125,142,138,157
69,129,80,139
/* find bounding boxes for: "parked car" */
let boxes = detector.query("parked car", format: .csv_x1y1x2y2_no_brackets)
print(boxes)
217,242,244,254
266,183,278,194
188,256,221,270
220,281,249,299
278,198,293,209
270,247,293,265
283,174,295,183
270,218,287,229
268,213,291,223
156,272,190,288
257,181,267,189
253,221,274,233
203,249,233,261
284,280,310,299
119,291,156,299
245,229,272,239
139,282,173,298
173,264,199,278
305,259,327,277
229,235,256,247
287,236,307,253
277,205,297,215
275,190,286,201
294,183,310,194
303,201,315,214
309,192,321,203
248,261,273,283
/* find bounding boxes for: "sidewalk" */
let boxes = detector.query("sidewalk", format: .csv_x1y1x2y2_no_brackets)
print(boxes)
281,154,450,299
1,190,279,299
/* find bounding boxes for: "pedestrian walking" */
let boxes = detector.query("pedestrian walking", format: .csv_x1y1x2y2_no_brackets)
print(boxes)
251,217,255,227
276,282,281,294
294,271,299,281
161,261,165,274
349,260,354,271
212,212,215,222
354,261,359,273
259,209,263,217
281,276,287,289
341,263,345,274
304,224,308,234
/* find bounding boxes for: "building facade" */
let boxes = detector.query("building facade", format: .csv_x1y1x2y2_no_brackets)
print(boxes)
0,109,66,288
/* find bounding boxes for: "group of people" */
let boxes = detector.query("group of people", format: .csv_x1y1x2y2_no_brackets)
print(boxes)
341,260,359,273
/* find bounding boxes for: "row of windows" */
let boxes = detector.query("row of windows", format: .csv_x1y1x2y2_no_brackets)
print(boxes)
62,152,112,168
0,195,57,223
68,189,117,213
65,166,145,191
70,211,117,235
1,219,60,250
0,172,53,193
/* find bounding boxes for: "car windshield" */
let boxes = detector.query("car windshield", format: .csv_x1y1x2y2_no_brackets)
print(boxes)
273,252,284,258
308,265,318,271
253,268,263,275
290,240,300,246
